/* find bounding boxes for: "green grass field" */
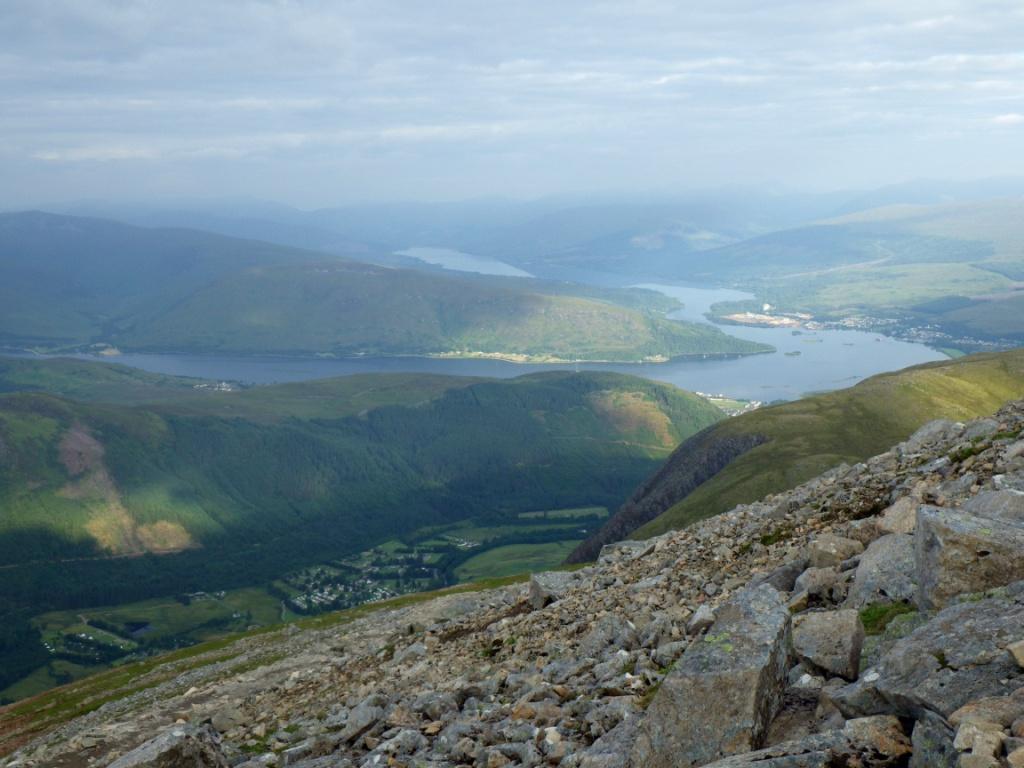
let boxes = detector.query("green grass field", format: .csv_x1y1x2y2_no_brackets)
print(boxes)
0,660,105,704
1,587,297,703
437,521,594,544
0,365,722,571
454,541,581,582
517,506,609,520
34,587,292,647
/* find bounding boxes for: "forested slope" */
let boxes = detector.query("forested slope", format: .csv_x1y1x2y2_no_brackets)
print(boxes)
0,359,724,690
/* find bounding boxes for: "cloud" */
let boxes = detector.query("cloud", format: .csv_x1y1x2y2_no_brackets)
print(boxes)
2,0,1024,203
908,15,958,30
32,146,160,162
377,122,531,142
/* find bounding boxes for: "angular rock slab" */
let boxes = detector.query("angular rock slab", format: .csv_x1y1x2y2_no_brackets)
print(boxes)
902,418,962,453
846,533,916,608
909,710,958,768
699,716,911,767
792,609,864,681
528,570,578,610
572,718,640,768
794,567,841,601
915,504,1024,610
807,533,864,569
597,539,654,565
962,489,1024,523
830,588,1024,720
108,724,229,768
630,584,791,768
878,496,917,535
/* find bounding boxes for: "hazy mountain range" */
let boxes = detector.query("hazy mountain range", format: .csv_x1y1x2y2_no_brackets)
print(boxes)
0,211,768,362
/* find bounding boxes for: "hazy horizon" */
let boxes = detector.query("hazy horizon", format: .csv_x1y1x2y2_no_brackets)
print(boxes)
3,1,1024,207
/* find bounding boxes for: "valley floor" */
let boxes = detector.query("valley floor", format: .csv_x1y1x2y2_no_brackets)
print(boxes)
5,400,1024,767
0,508,608,705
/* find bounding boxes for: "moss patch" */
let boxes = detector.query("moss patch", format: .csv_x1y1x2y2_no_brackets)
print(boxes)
859,602,916,636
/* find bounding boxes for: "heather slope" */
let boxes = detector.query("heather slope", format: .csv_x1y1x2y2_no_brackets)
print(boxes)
571,348,1024,560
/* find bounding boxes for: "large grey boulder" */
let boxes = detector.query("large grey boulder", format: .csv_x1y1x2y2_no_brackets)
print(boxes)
846,533,916,608
528,570,578,610
750,559,806,593
597,540,654,565
686,603,716,634
915,504,1024,610
568,718,639,768
698,716,911,767
829,588,1024,720
793,567,843,602
210,705,245,734
962,489,1024,523
579,614,639,659
629,584,791,768
792,609,864,680
338,695,385,744
902,419,963,453
108,724,229,768
996,471,1024,493
393,642,427,665
964,417,1000,441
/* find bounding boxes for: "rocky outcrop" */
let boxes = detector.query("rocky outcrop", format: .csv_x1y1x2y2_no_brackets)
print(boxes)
107,724,228,768
527,570,579,610
829,585,1024,719
630,584,791,767
792,609,864,681
8,402,1024,768
846,533,916,607
915,501,1024,610
699,716,912,767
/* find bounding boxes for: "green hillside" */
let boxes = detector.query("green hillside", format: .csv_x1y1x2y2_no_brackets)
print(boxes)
687,199,1024,339
0,212,769,362
0,362,723,569
919,293,1024,341
0,211,321,344
571,349,1024,560
111,261,769,361
0,358,724,695
0,357,484,418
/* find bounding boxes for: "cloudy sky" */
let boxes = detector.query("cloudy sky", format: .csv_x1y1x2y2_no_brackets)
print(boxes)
3,0,1024,206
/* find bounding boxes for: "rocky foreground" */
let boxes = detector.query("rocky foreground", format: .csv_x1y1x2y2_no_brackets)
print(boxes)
8,403,1024,768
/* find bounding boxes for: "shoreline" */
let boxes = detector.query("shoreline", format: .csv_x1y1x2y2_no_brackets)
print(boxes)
0,346,771,367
